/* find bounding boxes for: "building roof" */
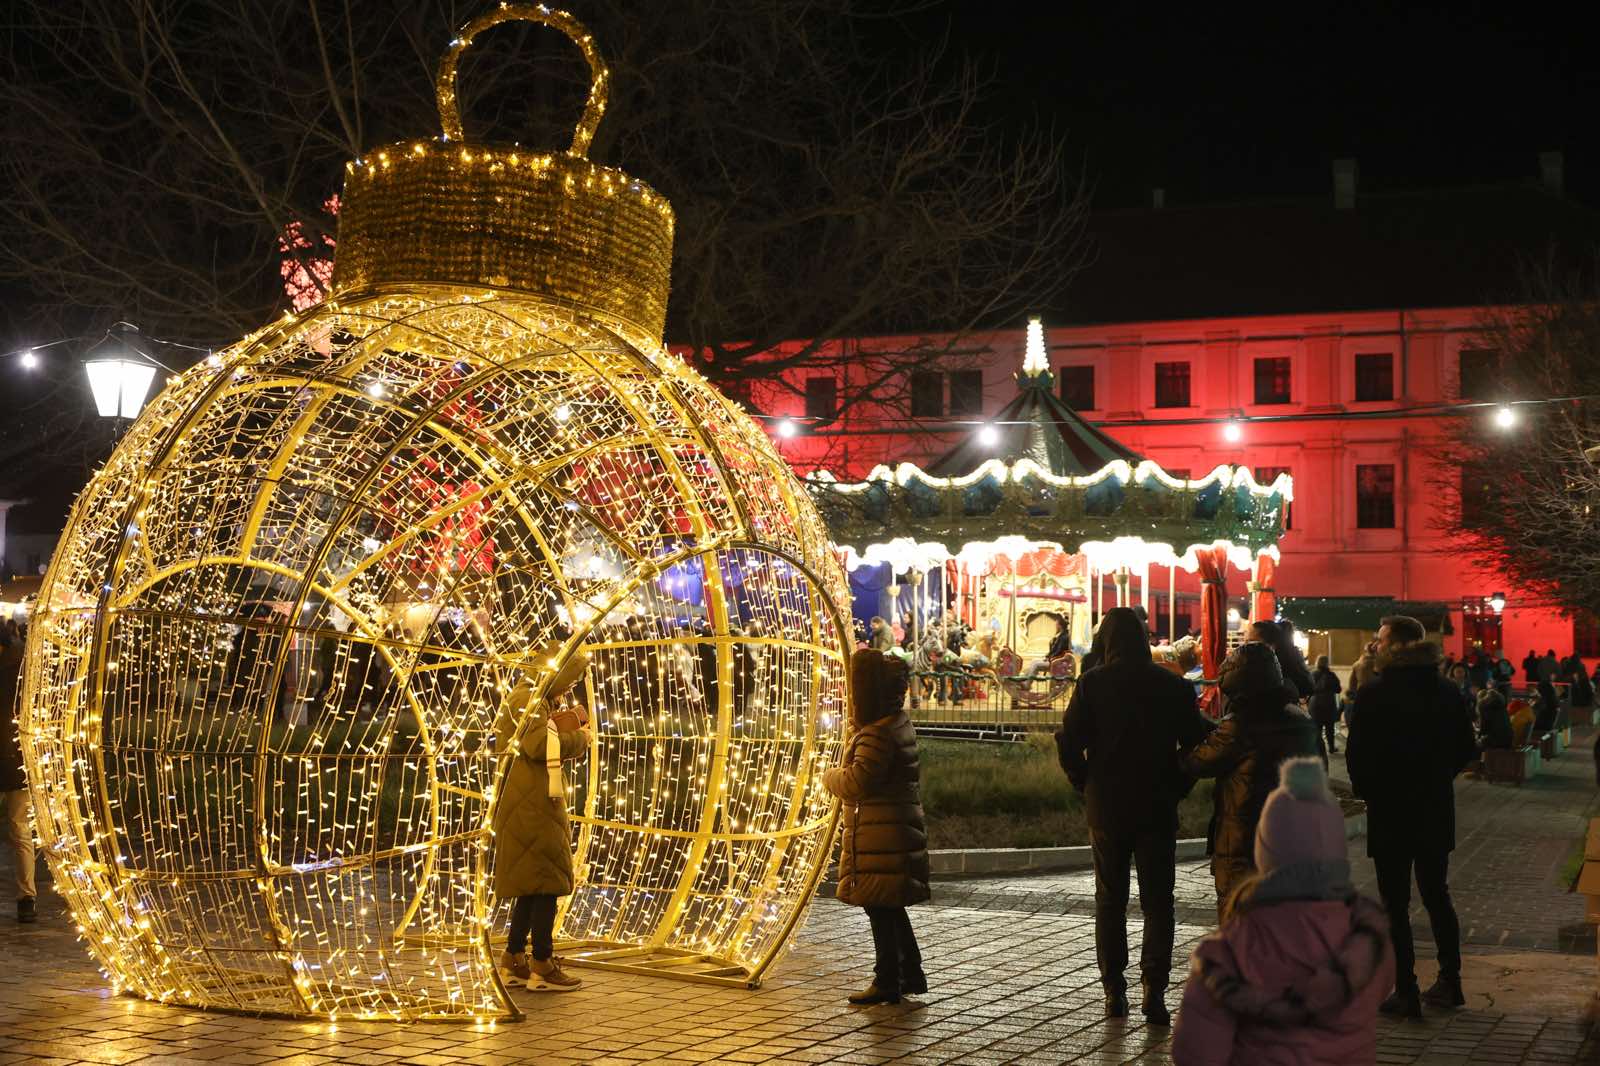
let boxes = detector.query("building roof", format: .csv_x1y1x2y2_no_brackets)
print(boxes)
1051,182,1600,325
925,368,1144,477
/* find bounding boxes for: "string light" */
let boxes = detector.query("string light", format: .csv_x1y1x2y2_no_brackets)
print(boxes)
19,349,38,369
17,3,848,1022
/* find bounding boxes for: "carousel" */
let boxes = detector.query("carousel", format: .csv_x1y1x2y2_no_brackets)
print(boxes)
807,318,1293,724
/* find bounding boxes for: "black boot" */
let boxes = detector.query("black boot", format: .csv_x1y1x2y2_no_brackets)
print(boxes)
1380,985,1422,1020
1421,974,1465,1009
1104,990,1129,1018
16,897,35,924
1142,985,1170,1027
900,970,927,995
848,982,900,1006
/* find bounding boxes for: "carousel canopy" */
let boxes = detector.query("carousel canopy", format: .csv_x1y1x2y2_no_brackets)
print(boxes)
807,318,1291,574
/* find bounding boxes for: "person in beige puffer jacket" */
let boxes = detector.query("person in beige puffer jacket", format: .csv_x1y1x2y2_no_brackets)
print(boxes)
493,647,592,992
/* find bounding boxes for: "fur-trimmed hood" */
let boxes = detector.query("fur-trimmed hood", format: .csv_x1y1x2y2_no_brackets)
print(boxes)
1376,640,1441,672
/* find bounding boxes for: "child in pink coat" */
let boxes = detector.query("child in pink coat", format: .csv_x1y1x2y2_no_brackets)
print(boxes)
1172,758,1394,1066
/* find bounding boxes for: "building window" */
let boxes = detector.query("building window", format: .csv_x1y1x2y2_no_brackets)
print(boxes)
1354,353,1394,402
1059,365,1095,410
721,379,754,411
1355,464,1396,529
1575,612,1600,658
804,377,837,421
909,370,943,418
1459,469,1490,528
1154,361,1191,408
1255,466,1292,529
1458,348,1498,401
1253,357,1292,405
948,370,984,417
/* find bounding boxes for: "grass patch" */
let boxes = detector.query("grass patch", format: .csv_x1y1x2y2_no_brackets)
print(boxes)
919,734,1214,850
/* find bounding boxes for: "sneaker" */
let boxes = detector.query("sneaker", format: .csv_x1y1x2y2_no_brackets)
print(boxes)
498,950,530,982
16,897,35,924
1380,986,1422,1020
527,956,581,992
1421,975,1465,1009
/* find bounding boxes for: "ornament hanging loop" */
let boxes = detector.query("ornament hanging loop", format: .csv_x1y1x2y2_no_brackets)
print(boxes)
436,4,609,158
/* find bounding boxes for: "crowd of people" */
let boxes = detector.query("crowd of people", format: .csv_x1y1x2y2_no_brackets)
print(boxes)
1051,608,1481,1060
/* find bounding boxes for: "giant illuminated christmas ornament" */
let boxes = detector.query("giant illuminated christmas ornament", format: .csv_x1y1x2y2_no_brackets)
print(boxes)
18,5,850,1021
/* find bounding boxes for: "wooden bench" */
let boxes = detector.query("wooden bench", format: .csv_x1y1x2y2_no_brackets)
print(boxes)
1481,745,1540,785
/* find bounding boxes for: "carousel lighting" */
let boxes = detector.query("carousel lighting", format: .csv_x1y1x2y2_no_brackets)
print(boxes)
19,4,848,1022
977,424,1000,447
1022,315,1050,374
1222,419,1244,442
1493,405,1517,429
1227,606,1242,624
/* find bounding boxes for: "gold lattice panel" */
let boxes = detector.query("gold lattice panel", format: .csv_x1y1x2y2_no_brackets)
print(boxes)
18,292,851,1019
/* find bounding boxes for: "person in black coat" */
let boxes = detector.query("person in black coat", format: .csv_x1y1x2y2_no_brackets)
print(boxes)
1309,655,1343,756
1533,678,1561,736
1475,688,1513,751
1345,615,1478,1018
1248,620,1315,701
1056,607,1212,1026
1181,641,1320,915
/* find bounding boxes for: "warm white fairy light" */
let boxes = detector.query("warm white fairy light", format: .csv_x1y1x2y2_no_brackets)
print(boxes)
1022,315,1049,375
17,2,849,1023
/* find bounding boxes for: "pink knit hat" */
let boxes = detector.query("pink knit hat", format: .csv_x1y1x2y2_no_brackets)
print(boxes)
1254,758,1348,874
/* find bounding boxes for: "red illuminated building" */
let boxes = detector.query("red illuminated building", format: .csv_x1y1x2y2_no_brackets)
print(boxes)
732,157,1600,667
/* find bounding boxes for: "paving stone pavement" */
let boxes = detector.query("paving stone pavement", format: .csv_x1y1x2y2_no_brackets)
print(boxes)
3,730,1599,1064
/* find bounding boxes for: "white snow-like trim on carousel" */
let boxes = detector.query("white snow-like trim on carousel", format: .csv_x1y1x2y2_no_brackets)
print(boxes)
806,459,1293,501
838,535,1279,575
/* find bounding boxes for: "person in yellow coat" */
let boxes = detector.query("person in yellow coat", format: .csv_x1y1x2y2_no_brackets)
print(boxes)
493,646,592,992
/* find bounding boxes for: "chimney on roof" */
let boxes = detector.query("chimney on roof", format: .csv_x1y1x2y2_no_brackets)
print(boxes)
1539,150,1564,196
1333,158,1358,210
1152,187,1165,209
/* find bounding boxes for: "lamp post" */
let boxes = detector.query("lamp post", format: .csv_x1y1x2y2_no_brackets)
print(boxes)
83,323,166,424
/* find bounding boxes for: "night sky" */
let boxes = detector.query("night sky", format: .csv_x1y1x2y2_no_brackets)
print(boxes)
921,2,1599,209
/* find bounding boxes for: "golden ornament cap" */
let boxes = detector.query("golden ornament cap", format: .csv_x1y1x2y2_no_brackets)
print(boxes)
330,4,674,341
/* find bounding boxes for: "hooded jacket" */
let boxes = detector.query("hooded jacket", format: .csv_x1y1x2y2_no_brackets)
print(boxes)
0,636,24,793
1182,643,1319,860
491,681,590,898
1172,888,1393,1066
823,649,930,908
1345,641,1477,856
1056,607,1211,835
1476,689,1514,750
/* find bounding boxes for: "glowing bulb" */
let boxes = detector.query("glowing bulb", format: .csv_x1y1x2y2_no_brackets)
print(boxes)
1493,405,1516,429
776,418,798,439
977,424,999,447
553,403,572,422
19,349,38,370
366,380,387,399
205,352,223,369
1222,420,1243,442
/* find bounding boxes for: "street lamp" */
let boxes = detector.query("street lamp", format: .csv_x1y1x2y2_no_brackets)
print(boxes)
977,424,999,447
1493,405,1517,429
1222,419,1243,443
776,418,799,438
1490,591,1506,614
83,323,163,420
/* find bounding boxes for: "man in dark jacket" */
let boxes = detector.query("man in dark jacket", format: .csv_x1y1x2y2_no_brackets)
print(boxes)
1056,607,1212,1026
0,621,35,923
1346,615,1477,1018
1181,641,1320,913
